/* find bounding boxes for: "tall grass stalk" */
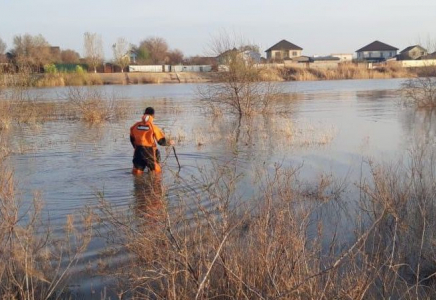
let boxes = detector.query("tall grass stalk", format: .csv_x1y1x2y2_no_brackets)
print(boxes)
64,87,127,123
0,136,93,299
97,147,436,299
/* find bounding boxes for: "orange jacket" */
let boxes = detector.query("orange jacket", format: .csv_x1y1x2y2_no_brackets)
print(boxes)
130,115,167,148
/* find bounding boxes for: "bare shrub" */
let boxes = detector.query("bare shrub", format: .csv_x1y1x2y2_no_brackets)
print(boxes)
0,100,13,130
198,32,283,116
0,137,92,299
95,145,436,299
0,82,58,127
65,87,127,123
402,76,436,108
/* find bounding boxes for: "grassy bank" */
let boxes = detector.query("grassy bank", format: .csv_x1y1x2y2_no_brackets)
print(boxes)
280,63,415,81
0,64,426,88
0,71,221,87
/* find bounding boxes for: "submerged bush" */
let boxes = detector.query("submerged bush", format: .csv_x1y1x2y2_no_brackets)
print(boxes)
402,76,436,108
65,86,127,123
98,148,436,299
0,137,92,299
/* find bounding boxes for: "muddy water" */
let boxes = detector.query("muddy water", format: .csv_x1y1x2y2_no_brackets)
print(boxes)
7,78,436,295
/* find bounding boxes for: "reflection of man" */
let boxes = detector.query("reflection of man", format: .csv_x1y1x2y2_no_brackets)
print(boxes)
133,173,164,222
130,107,174,175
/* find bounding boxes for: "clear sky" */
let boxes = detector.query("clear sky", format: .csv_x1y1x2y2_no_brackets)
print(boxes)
1,0,436,59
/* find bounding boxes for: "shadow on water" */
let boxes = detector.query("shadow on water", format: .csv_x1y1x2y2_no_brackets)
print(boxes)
133,172,165,224
401,109,436,146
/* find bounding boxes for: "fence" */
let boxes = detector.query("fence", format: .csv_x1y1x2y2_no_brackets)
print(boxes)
129,65,212,73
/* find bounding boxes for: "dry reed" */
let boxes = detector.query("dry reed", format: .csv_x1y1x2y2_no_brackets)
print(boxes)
64,87,127,123
95,145,436,299
0,133,93,299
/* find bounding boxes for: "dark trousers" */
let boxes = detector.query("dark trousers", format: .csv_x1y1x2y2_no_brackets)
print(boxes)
133,146,160,171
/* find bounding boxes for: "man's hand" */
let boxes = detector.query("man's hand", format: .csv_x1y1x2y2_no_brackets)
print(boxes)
169,140,175,146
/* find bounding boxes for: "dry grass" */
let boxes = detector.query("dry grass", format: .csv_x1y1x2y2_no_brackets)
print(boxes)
1,84,129,128
0,134,93,299
95,145,436,299
402,76,436,108
0,68,105,88
185,116,336,151
64,87,128,123
0,88,58,129
282,63,413,81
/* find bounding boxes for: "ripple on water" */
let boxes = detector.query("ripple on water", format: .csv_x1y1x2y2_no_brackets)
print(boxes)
8,79,429,296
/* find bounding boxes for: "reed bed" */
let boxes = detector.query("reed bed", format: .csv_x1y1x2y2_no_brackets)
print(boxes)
0,85,129,128
402,76,436,108
0,133,93,300
282,63,413,81
96,146,436,299
64,87,128,123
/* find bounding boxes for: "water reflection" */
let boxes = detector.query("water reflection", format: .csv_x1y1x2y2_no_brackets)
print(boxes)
7,78,429,296
133,173,165,224
401,109,436,146
355,89,399,101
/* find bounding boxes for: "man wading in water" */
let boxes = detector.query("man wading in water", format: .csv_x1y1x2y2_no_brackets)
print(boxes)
130,107,174,175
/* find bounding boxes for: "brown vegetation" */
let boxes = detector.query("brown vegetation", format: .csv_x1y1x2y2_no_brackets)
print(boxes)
402,66,436,108
199,34,283,116
0,132,92,299
134,37,185,65
282,63,413,81
64,86,127,123
0,79,127,128
83,32,104,73
96,148,436,299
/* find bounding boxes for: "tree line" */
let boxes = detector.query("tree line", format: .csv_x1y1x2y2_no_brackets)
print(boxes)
0,33,202,73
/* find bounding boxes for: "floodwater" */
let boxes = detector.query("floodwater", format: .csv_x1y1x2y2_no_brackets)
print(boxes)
5,78,436,296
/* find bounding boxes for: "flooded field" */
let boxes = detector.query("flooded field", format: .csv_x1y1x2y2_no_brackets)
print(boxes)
2,78,436,298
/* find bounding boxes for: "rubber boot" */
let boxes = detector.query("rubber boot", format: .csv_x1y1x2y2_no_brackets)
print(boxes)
154,163,162,173
132,167,144,176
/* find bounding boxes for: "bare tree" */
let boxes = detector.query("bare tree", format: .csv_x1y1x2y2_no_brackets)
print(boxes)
402,76,436,108
61,49,80,64
0,37,6,63
83,32,104,73
0,37,6,55
414,35,436,54
199,31,281,117
167,49,184,65
112,37,131,72
11,34,52,71
139,37,168,64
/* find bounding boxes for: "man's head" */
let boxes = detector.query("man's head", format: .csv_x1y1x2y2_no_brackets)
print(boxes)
144,107,155,116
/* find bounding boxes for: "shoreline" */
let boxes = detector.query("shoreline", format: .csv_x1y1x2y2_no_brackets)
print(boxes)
74,69,415,85
1,65,426,87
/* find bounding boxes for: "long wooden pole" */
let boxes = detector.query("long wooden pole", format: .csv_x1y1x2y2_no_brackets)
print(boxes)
172,146,181,170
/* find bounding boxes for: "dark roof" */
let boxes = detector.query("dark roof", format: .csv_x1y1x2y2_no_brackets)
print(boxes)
400,45,427,54
356,40,398,52
290,56,311,62
217,48,238,58
420,51,436,60
313,56,340,61
265,40,302,52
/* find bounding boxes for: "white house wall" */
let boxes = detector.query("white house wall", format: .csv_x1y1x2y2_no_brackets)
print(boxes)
129,65,163,72
400,60,436,67
129,65,212,73
270,50,302,59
